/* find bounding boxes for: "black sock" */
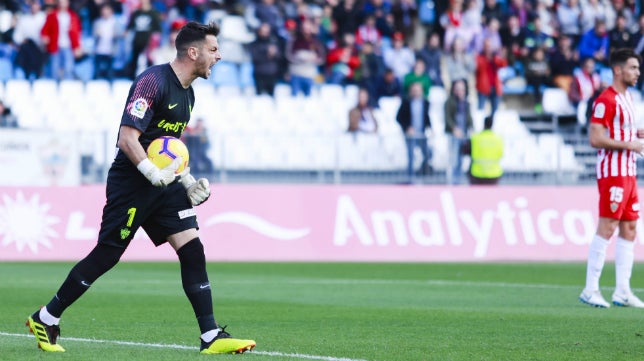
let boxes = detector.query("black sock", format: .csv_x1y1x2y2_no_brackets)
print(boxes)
177,238,217,334
46,243,124,318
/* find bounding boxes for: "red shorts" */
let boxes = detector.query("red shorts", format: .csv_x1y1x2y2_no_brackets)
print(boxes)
597,176,640,221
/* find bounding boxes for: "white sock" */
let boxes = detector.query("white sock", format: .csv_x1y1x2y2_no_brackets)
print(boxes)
585,234,610,292
615,237,635,295
39,307,60,326
201,329,220,343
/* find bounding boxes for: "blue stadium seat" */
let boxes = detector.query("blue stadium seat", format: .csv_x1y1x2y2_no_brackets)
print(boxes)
0,58,13,82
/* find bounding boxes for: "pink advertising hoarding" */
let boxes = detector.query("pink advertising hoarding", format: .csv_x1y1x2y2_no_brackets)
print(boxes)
1,185,642,262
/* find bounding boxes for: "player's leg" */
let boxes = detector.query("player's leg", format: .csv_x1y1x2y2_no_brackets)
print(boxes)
26,243,125,351
167,230,255,354
580,180,622,307
612,180,644,307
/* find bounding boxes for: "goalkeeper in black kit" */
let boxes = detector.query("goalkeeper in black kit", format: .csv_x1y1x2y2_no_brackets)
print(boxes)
25,21,256,354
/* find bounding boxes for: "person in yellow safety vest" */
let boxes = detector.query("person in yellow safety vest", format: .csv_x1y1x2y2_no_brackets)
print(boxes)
462,115,504,185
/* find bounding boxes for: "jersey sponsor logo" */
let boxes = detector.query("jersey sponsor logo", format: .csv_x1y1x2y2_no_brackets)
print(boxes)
130,98,149,119
610,202,619,213
593,102,605,118
120,228,131,239
168,103,178,109
158,119,188,133
179,208,197,219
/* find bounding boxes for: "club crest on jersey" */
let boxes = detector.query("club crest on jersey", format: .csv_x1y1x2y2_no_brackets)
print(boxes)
593,103,605,118
130,98,149,119
610,202,619,213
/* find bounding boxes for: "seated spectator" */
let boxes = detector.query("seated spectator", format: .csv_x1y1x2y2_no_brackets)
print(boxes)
444,78,473,185
382,32,415,82
473,17,503,54
12,1,46,80
348,88,379,133
569,57,601,107
355,41,385,107
375,68,402,101
557,0,582,46
462,116,503,185
416,32,443,87
326,33,361,85
402,59,431,98
482,0,505,24
549,35,579,93
609,13,632,54
391,0,418,40
355,14,381,47
0,100,18,128
578,18,609,65
580,0,613,33
396,82,432,183
500,14,527,65
523,15,555,54
524,47,551,113
248,22,282,96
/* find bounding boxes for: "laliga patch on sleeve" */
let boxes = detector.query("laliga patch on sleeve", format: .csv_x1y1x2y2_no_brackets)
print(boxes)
130,98,149,119
593,102,605,118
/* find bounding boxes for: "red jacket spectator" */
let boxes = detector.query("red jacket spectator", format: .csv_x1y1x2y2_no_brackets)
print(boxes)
475,49,507,96
40,6,82,54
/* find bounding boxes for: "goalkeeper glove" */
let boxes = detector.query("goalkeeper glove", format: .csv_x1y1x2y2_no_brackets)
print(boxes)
137,157,182,187
178,168,211,206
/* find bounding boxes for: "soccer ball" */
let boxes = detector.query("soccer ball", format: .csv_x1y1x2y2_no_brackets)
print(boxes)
146,136,189,174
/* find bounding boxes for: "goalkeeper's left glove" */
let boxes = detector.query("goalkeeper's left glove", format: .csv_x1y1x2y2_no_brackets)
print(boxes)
178,168,211,206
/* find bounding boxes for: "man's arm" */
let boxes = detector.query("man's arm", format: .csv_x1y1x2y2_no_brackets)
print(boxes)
117,125,147,165
589,123,644,153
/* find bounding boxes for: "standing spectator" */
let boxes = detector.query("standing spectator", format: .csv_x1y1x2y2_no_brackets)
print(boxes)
125,0,162,79
396,82,432,183
40,0,83,81
252,0,284,35
92,3,120,80
462,115,504,185
508,0,532,28
609,13,632,55
444,78,473,185
578,18,609,65
285,19,325,96
13,1,46,80
402,59,431,98
524,46,551,113
569,56,602,107
557,0,582,46
249,22,282,96
445,35,476,87
549,35,579,93
348,87,379,133
580,0,614,33
475,38,507,117
416,32,443,87
326,32,361,85
382,31,415,83
0,100,18,128
355,41,385,106
375,67,402,101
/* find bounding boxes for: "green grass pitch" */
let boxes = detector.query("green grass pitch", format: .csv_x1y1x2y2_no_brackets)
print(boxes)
1,262,644,361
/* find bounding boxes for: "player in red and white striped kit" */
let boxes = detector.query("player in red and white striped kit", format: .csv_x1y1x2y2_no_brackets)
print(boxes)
580,48,644,308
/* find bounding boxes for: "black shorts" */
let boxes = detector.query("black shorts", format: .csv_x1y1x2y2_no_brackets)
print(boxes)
97,167,198,248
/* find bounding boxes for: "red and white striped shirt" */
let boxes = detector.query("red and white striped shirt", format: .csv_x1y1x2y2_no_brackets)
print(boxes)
590,86,638,179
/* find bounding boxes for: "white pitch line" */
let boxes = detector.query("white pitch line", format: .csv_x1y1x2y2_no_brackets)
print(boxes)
0,332,370,361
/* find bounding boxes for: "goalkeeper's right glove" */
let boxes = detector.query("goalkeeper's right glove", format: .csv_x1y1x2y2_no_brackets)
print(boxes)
137,157,182,187
178,168,211,206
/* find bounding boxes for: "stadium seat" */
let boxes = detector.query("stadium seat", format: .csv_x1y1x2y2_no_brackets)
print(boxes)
5,79,31,106
542,87,575,115
0,58,12,82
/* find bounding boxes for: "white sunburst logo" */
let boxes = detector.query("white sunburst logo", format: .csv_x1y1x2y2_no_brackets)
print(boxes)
0,192,59,253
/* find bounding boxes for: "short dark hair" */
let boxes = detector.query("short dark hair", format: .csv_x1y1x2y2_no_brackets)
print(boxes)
175,21,220,57
610,48,641,68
